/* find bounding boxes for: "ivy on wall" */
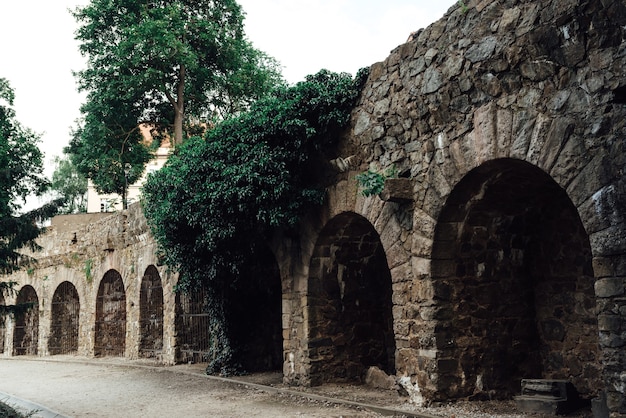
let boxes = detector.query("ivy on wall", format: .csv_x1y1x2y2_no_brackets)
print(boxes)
142,69,368,374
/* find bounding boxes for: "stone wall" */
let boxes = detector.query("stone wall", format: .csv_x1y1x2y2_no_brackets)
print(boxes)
1,0,625,416
0,204,179,363
279,0,626,415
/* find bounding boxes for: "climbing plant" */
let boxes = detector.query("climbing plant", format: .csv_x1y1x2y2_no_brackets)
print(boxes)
356,165,397,197
142,68,368,374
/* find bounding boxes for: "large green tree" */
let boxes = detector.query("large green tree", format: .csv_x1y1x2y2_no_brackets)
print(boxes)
0,78,62,315
142,69,368,373
70,0,282,208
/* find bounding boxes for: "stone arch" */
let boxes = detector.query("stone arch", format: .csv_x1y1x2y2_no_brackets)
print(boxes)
95,269,126,357
139,265,164,358
13,285,39,355
308,211,396,385
49,281,80,355
431,158,600,400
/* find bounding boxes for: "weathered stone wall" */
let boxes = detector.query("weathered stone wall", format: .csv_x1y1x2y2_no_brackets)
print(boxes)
0,204,179,363
279,0,626,415
1,0,625,416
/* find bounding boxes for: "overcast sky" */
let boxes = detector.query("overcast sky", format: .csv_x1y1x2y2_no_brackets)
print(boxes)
1,0,453,176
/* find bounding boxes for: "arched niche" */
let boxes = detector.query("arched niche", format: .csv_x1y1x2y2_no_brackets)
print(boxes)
431,158,600,400
95,269,126,357
13,285,39,356
139,265,164,358
227,244,283,373
0,293,5,354
307,211,396,385
49,281,80,355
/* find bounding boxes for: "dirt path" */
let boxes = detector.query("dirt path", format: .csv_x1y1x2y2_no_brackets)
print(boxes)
0,358,387,418
0,357,592,418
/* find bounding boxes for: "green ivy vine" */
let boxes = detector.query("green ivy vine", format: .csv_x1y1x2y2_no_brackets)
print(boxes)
356,165,397,197
142,69,369,375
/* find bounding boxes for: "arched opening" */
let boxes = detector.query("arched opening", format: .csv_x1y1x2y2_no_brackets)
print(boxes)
308,212,396,385
174,246,283,372
175,286,210,363
13,285,38,355
0,293,6,354
431,158,600,400
227,244,283,373
139,265,164,358
49,281,80,355
95,270,126,357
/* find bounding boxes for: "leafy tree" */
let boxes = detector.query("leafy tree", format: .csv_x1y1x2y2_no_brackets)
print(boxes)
0,78,62,316
72,0,283,145
70,0,283,209
50,155,88,214
66,85,153,210
142,69,368,373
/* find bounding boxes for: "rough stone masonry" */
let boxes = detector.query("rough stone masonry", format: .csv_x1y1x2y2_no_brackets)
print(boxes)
1,0,625,416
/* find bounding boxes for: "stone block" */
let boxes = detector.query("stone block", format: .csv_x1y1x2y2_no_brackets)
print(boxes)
516,379,583,415
421,67,443,94
539,117,574,171
465,36,497,63
473,102,497,163
411,234,433,257
520,59,557,81
597,315,622,332
590,227,626,258
386,240,410,270
412,257,431,277
365,366,397,390
379,178,414,203
595,278,625,298
526,113,552,165
390,261,412,283
495,108,513,157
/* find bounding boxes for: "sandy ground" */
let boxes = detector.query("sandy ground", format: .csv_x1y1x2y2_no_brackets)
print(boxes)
0,357,594,418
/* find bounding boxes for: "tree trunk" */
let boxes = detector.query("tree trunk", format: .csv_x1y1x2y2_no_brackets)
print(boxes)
173,64,186,145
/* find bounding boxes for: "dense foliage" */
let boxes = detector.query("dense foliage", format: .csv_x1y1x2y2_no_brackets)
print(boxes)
70,0,283,207
0,78,62,316
142,69,368,373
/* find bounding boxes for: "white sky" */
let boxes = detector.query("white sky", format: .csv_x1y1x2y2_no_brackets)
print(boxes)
1,0,453,176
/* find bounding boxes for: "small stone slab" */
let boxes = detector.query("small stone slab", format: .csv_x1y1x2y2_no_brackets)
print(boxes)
380,178,414,203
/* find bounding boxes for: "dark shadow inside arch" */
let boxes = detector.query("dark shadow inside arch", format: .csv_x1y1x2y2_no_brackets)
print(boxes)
95,270,126,357
431,158,600,400
13,285,39,356
49,281,80,355
174,245,283,372
308,212,396,385
140,265,164,358
227,244,283,373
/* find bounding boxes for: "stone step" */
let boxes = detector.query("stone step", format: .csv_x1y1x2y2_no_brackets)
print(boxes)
515,379,583,415
520,379,570,399
514,394,568,415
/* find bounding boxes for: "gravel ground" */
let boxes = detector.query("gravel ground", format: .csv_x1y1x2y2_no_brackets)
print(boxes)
0,357,595,418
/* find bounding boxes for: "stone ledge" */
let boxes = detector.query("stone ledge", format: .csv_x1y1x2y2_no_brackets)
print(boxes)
380,178,415,203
